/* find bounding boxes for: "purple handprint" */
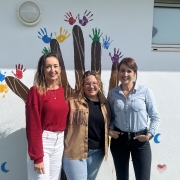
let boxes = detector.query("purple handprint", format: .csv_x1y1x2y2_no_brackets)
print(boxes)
109,48,123,63
38,28,52,44
78,10,93,26
102,35,113,49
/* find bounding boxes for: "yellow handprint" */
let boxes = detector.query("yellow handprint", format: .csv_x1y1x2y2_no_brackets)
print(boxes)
54,27,71,43
0,84,8,98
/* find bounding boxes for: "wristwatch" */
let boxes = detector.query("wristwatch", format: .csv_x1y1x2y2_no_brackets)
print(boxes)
146,133,153,140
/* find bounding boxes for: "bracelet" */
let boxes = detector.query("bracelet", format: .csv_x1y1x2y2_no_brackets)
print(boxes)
146,133,153,140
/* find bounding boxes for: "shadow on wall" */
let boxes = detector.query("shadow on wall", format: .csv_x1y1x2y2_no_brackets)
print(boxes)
0,128,27,180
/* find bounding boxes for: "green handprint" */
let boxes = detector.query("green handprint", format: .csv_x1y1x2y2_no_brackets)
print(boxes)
89,28,103,42
5,25,118,102
5,25,120,180
42,47,51,54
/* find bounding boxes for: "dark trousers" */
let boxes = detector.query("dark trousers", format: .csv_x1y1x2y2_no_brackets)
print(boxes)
110,127,151,180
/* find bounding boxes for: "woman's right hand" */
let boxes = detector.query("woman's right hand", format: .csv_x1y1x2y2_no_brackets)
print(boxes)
34,162,45,174
109,129,120,139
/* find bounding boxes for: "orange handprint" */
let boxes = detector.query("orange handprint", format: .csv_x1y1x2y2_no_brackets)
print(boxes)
12,64,26,79
54,27,71,43
6,25,118,101
5,25,120,180
0,84,8,98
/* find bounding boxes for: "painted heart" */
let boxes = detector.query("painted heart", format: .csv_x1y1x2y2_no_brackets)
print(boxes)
157,164,167,173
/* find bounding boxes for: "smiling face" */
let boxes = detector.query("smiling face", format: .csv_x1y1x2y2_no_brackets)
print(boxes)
118,63,135,86
44,56,61,85
83,75,100,99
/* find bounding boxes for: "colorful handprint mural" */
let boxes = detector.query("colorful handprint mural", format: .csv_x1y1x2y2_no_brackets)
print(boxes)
109,48,123,63
89,28,103,42
108,48,123,91
64,12,77,25
5,25,119,101
42,47,51,54
12,64,26,79
78,10,93,26
38,28,53,44
54,27,71,43
0,70,6,82
0,84,8,98
102,35,113,49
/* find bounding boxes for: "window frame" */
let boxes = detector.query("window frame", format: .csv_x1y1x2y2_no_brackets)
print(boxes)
152,2,180,52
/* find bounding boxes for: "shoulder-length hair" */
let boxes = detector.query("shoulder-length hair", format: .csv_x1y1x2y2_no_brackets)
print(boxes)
118,57,138,82
34,52,61,94
77,71,106,101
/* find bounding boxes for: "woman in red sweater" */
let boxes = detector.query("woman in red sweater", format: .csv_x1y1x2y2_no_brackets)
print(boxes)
26,52,69,180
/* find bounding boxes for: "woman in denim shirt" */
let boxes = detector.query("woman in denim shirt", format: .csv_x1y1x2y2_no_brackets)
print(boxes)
108,58,160,180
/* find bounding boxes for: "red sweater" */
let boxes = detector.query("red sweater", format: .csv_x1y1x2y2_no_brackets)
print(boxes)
26,86,69,164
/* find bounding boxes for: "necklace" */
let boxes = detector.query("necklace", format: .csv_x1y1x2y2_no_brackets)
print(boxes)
49,89,57,99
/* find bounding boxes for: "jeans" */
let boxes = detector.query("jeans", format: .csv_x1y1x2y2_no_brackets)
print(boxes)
110,128,151,180
63,148,104,180
27,130,64,180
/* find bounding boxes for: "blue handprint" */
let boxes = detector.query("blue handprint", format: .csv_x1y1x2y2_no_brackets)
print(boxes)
38,28,52,44
0,70,6,82
102,35,113,49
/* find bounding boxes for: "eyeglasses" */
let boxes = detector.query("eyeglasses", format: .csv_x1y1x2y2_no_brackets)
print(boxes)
84,82,98,87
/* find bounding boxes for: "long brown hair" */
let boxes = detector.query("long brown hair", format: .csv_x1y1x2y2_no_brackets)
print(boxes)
77,71,106,101
34,52,61,94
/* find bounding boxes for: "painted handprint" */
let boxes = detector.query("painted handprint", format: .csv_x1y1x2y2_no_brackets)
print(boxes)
102,35,113,49
0,84,8,98
5,26,118,105
42,47,51,54
54,27,71,43
64,11,77,25
108,48,123,91
12,64,26,79
109,48,123,63
89,28,103,42
6,25,121,180
38,28,52,44
78,10,93,26
0,70,6,82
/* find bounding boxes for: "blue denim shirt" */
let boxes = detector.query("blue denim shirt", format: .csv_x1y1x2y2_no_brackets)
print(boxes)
108,83,160,136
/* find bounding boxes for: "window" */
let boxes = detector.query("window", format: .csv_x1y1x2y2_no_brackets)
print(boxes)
152,0,180,51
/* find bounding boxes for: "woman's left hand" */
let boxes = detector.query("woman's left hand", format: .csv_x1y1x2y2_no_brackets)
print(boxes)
133,134,151,142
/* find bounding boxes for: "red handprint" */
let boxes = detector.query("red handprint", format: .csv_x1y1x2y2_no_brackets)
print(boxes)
12,64,26,79
64,11,77,25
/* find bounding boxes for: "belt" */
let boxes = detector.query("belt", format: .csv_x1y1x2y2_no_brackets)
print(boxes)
114,126,147,140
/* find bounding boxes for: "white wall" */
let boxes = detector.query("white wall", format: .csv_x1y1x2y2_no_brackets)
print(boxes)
1,0,180,179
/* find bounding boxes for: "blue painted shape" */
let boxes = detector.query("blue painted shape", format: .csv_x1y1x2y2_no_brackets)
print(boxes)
154,133,161,144
152,27,158,38
1,162,9,173
0,70,6,82
38,28,52,44
102,35,113,49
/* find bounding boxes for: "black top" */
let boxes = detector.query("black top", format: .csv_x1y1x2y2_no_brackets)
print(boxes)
86,98,105,149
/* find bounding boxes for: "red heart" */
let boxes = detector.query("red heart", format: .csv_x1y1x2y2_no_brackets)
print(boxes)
157,164,167,173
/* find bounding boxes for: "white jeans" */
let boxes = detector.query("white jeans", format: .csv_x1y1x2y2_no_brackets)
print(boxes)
27,130,64,180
